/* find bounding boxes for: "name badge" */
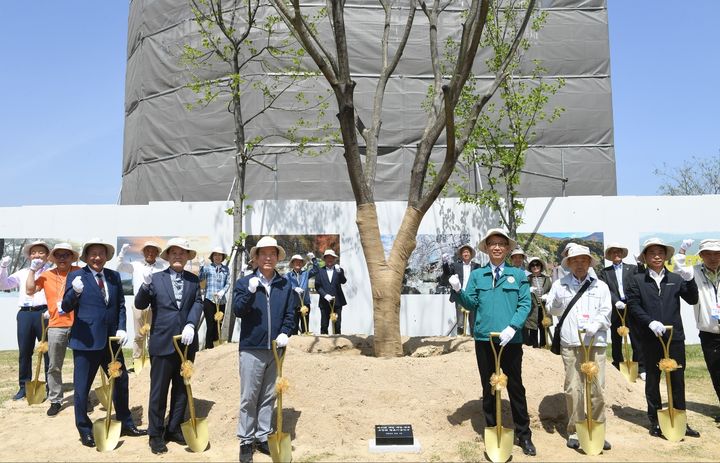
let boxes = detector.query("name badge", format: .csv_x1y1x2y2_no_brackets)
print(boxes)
712,303,720,320
577,312,590,329
507,276,515,284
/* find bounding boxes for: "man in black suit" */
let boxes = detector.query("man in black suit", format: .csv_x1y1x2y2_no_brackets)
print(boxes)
315,249,347,334
598,243,645,378
441,244,480,335
135,238,204,454
62,238,147,448
626,238,700,438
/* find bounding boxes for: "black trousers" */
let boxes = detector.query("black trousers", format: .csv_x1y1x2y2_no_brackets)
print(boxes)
148,349,195,437
474,341,531,440
16,309,49,389
699,331,720,405
643,338,685,423
610,308,645,373
202,299,225,349
319,304,342,334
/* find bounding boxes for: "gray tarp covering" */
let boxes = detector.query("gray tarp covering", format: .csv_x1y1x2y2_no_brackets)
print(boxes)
121,0,615,204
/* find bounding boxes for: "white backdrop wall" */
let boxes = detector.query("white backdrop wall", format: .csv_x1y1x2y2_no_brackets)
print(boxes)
1,195,717,350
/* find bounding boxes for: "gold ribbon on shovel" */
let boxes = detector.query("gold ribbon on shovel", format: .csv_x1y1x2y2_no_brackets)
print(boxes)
531,293,552,350
329,298,337,335
213,296,224,347
656,326,686,442
135,310,151,373
575,330,606,455
484,333,514,463
615,306,638,382
172,335,209,452
26,315,49,405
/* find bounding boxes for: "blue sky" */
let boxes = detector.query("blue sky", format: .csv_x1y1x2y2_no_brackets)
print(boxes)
0,1,717,207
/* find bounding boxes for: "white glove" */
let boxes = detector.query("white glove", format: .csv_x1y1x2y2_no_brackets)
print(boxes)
294,287,304,295
680,238,694,252
119,243,130,256
56,301,66,315
540,293,549,302
215,289,225,300
499,326,516,346
43,310,50,320
649,321,666,336
30,258,44,271
448,274,461,292
306,252,315,260
142,267,153,285
442,253,450,264
276,332,289,348
248,277,260,293
675,264,694,281
335,265,342,273
72,276,84,294
0,256,10,268
115,329,128,346
324,294,335,302
181,324,195,345
615,301,626,310
584,321,600,338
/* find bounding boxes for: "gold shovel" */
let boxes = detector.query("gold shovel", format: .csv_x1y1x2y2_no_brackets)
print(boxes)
92,336,123,452
461,308,470,336
94,370,111,410
300,303,311,335
329,299,337,335
269,340,292,463
26,315,49,405
576,330,606,455
134,310,151,373
484,333,514,463
212,298,224,347
656,326,686,442
615,307,638,382
532,293,553,350
172,335,209,452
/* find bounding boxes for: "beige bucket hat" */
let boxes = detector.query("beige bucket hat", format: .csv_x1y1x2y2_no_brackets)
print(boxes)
478,228,517,254
603,242,629,260
323,249,338,258
80,238,115,262
160,237,197,261
527,256,546,272
699,239,720,253
208,246,228,260
141,240,163,254
22,240,50,259
48,242,79,263
456,244,476,259
249,236,286,261
561,245,598,268
638,238,675,264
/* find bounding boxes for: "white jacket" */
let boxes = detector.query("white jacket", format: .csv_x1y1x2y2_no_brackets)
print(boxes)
692,263,720,334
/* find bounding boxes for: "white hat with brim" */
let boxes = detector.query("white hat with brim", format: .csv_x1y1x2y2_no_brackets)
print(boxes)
561,245,598,268
323,249,338,258
80,238,116,262
249,236,286,261
510,247,526,258
160,238,197,261
289,254,304,263
699,239,720,253
638,238,675,264
561,242,577,258
22,240,51,259
604,242,629,260
527,256,546,271
208,246,228,260
141,240,163,254
478,229,517,254
48,243,79,263
456,244,476,259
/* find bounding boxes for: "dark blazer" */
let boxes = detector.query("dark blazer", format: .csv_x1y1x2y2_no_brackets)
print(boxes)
62,266,127,351
134,269,204,357
626,269,699,342
442,261,481,303
598,263,638,307
315,266,347,308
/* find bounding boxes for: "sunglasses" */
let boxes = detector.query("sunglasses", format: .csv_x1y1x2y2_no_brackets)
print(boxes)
54,252,73,259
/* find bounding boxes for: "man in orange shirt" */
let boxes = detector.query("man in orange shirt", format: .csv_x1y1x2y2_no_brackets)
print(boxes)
26,243,80,417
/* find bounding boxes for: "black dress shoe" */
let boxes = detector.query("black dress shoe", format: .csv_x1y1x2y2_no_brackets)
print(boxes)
121,425,148,437
164,430,186,445
12,389,26,401
715,415,720,423
256,440,271,455
240,443,254,463
80,433,96,448
566,436,579,449
47,402,62,417
519,438,536,456
603,440,612,450
649,424,663,437
149,436,168,454
685,425,701,438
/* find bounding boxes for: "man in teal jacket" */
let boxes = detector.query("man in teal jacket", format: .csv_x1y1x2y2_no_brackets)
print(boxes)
449,228,535,456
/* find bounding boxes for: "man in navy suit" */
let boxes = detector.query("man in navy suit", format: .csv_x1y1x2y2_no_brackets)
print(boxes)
62,238,147,448
135,238,204,454
315,249,347,334
441,244,481,335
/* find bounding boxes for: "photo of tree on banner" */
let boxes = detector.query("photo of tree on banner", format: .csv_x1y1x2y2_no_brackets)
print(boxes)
516,232,604,278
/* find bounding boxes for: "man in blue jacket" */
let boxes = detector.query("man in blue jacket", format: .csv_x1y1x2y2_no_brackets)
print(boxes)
449,228,535,456
62,238,147,448
233,236,295,463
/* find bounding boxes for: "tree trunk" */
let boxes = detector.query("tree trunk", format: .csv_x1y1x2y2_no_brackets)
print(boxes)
356,203,424,357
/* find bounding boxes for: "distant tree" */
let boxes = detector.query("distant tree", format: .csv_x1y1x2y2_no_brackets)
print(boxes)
654,151,720,195
453,1,564,239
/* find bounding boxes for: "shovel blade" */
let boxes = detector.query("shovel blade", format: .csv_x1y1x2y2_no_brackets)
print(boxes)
619,361,638,383
181,417,209,452
94,385,111,410
576,420,606,455
268,431,292,463
658,408,686,442
92,418,122,452
483,426,513,463
25,380,46,405
134,356,150,374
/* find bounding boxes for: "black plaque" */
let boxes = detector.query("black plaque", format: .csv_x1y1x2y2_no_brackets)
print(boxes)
375,424,414,446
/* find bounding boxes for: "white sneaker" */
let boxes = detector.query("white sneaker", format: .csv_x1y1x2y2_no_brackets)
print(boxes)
639,372,646,381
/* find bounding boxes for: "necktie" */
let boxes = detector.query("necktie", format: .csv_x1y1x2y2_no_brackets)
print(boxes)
494,267,501,287
172,273,183,303
96,273,107,304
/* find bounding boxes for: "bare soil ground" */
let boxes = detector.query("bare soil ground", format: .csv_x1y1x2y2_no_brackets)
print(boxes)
1,335,719,462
